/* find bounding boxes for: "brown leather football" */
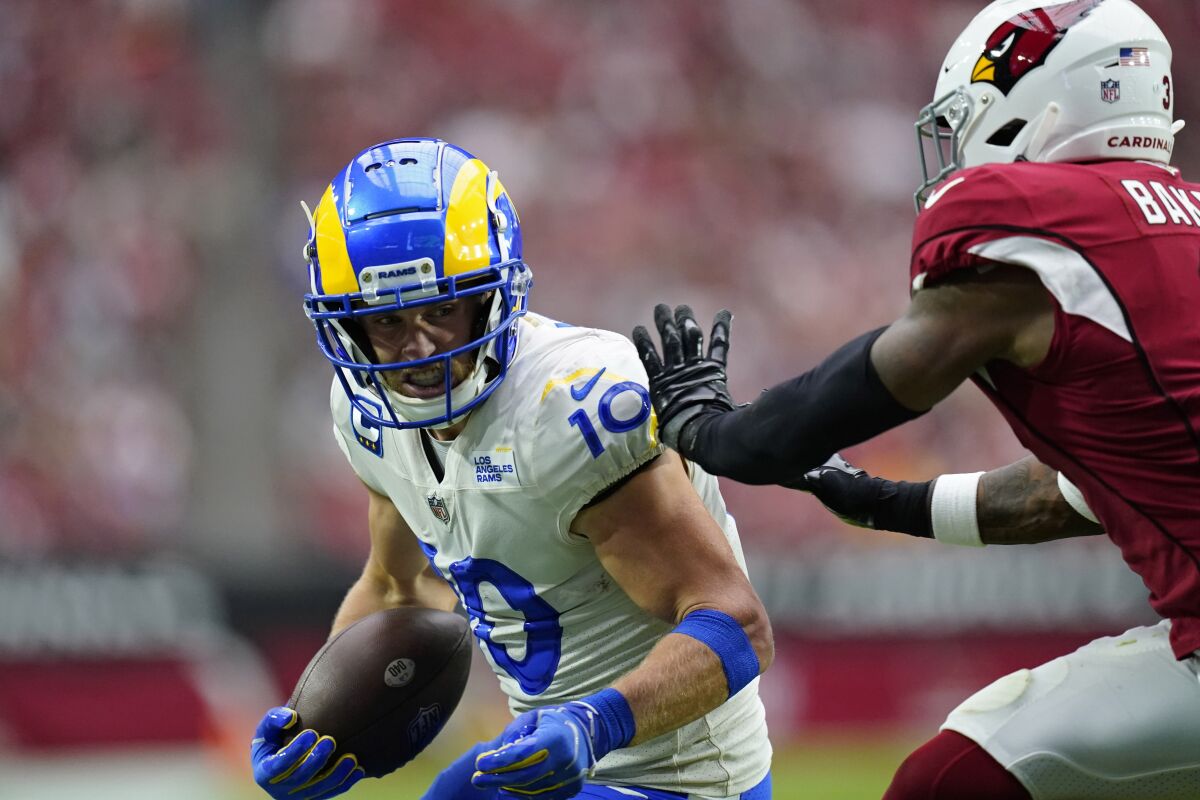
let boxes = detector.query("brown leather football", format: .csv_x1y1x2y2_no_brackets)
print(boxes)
287,606,473,778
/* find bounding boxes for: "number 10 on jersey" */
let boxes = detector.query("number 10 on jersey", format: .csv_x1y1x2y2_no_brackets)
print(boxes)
568,381,652,459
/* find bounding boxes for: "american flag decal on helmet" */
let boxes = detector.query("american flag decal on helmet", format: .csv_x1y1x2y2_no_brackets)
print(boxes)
1119,47,1150,67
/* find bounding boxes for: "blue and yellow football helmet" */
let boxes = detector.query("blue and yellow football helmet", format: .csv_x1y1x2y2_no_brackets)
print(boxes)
303,138,531,429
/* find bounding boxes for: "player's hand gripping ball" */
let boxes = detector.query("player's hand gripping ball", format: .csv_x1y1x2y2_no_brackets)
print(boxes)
471,702,608,799
251,707,363,800
287,607,472,778
252,606,472,799
632,304,736,457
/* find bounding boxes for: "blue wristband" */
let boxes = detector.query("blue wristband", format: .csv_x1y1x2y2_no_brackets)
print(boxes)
671,609,760,697
577,687,636,758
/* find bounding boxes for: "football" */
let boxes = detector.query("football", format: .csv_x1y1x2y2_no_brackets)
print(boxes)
287,606,473,778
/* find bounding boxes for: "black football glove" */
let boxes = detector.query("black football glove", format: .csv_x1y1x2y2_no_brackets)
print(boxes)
801,454,934,537
632,304,736,457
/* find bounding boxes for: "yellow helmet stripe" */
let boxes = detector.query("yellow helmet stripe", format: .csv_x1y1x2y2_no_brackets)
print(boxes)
313,184,358,294
443,158,492,276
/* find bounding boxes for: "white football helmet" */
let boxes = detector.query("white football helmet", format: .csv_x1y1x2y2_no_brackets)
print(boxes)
916,0,1182,209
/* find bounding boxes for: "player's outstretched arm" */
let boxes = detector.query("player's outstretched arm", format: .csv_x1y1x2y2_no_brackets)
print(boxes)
470,451,772,799
803,453,1103,546
330,482,459,637
633,265,1056,486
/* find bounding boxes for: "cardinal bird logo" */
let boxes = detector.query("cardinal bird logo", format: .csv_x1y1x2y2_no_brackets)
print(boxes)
972,0,1105,95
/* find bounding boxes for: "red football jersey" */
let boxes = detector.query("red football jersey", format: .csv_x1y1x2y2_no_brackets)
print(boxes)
911,160,1200,659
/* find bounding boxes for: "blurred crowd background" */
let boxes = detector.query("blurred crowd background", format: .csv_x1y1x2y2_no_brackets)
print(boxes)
0,1,1195,797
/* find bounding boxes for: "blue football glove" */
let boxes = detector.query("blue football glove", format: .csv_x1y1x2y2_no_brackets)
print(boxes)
471,703,609,799
251,706,364,800
420,738,505,800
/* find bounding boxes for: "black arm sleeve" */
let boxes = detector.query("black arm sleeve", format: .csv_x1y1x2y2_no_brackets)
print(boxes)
689,327,927,485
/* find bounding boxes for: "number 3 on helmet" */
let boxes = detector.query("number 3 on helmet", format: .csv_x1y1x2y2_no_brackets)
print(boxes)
303,138,532,429
916,0,1183,210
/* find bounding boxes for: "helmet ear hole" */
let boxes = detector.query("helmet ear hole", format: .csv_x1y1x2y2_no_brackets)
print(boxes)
986,119,1028,147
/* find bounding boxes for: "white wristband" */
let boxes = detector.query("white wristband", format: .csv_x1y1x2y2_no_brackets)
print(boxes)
930,472,985,547
1056,472,1100,524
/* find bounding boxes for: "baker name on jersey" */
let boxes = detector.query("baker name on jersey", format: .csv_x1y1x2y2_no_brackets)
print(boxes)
1121,179,1200,227
472,449,519,487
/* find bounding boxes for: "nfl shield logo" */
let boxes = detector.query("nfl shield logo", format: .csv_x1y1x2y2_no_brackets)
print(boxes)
426,494,450,525
1100,79,1121,104
407,704,444,752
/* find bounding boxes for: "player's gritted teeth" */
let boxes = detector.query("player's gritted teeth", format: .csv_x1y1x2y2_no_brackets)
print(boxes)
406,365,445,388
382,353,477,399
384,365,447,398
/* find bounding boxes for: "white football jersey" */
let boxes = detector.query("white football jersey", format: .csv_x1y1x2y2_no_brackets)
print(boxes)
330,313,771,797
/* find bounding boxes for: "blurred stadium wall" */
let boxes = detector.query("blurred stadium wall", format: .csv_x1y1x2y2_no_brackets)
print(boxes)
0,0,1194,797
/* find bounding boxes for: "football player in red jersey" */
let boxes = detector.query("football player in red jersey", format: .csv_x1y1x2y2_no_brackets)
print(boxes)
634,0,1200,797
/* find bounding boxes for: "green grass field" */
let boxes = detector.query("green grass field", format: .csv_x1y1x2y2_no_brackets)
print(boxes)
232,735,916,800
0,733,916,799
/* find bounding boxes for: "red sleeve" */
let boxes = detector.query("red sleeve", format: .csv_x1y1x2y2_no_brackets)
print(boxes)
910,165,1044,290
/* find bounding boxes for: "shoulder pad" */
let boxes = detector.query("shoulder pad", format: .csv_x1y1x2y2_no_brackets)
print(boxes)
911,165,1043,290
529,331,663,529
329,378,389,493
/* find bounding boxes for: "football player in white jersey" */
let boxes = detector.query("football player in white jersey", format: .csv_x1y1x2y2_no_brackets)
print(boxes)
248,138,775,800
